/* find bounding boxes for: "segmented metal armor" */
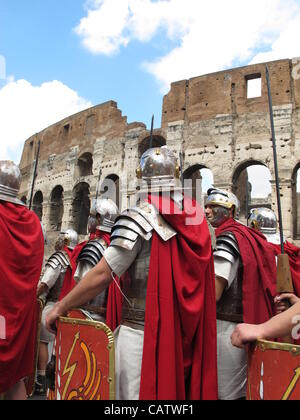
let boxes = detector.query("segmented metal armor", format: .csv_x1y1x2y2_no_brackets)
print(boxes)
110,200,177,328
215,232,243,323
45,251,70,303
76,238,109,319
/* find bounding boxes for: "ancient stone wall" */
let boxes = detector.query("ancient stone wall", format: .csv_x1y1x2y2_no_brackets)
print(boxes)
19,58,300,257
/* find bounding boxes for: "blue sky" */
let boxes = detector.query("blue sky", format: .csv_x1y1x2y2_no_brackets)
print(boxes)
1,0,300,194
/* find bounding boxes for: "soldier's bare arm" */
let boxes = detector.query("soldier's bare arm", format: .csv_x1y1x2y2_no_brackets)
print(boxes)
231,300,300,348
274,293,300,314
215,276,228,302
46,257,112,334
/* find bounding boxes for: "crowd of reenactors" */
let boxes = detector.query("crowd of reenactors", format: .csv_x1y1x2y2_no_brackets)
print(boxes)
0,146,300,400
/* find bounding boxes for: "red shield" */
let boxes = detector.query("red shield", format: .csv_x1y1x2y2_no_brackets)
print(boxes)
247,339,300,400
53,310,115,400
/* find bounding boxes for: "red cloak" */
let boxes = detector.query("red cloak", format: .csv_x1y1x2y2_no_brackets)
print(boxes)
0,202,44,393
139,194,218,400
59,232,123,331
270,241,300,297
215,219,277,324
58,245,82,301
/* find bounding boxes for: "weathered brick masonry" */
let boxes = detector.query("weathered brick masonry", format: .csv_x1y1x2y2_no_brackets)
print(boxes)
19,58,300,256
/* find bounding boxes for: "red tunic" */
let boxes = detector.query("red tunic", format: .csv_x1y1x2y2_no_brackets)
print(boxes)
139,194,218,400
215,219,277,324
0,202,44,393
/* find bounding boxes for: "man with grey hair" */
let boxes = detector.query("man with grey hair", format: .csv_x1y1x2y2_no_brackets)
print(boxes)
205,188,277,400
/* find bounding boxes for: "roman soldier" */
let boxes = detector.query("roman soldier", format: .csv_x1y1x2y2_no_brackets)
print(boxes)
46,146,218,400
248,207,281,244
205,189,277,400
36,229,78,396
0,160,44,399
74,198,122,328
248,207,300,314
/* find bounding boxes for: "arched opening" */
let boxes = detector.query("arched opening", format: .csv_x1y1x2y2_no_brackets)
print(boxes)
50,186,64,231
292,163,300,240
232,161,272,223
138,135,166,159
32,191,43,221
76,152,93,178
100,174,120,209
72,182,90,235
183,165,214,205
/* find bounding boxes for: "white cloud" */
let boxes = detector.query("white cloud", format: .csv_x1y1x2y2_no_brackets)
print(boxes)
250,15,300,64
76,0,300,91
0,79,92,163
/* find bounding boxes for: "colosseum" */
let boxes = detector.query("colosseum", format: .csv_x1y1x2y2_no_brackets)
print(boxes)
19,58,300,255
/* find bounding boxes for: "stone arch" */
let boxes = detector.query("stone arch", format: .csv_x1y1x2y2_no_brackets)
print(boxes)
75,152,93,178
50,185,64,231
232,160,272,222
32,190,43,221
183,164,214,205
100,174,120,209
292,162,300,239
138,135,166,159
72,182,90,235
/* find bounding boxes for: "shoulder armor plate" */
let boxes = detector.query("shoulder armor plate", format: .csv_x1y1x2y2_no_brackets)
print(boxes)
77,239,107,267
132,201,177,242
110,212,152,251
46,251,70,270
215,231,240,260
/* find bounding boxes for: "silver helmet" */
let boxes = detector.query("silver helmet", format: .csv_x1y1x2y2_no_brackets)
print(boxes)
59,229,78,250
90,198,119,233
136,146,181,192
0,160,25,206
248,207,277,234
205,188,240,227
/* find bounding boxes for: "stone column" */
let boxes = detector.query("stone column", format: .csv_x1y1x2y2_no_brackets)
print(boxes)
41,199,52,232
61,190,74,231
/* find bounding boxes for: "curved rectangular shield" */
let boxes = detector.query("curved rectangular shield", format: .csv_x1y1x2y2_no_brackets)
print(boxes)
53,309,115,400
247,339,300,400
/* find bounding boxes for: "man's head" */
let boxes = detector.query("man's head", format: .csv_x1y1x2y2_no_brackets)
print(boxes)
136,146,181,193
248,207,277,234
56,229,78,250
0,160,25,206
205,188,240,227
88,198,119,233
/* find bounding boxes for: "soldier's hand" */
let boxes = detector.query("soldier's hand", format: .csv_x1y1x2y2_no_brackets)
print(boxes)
274,294,300,314
46,302,64,335
230,323,263,349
